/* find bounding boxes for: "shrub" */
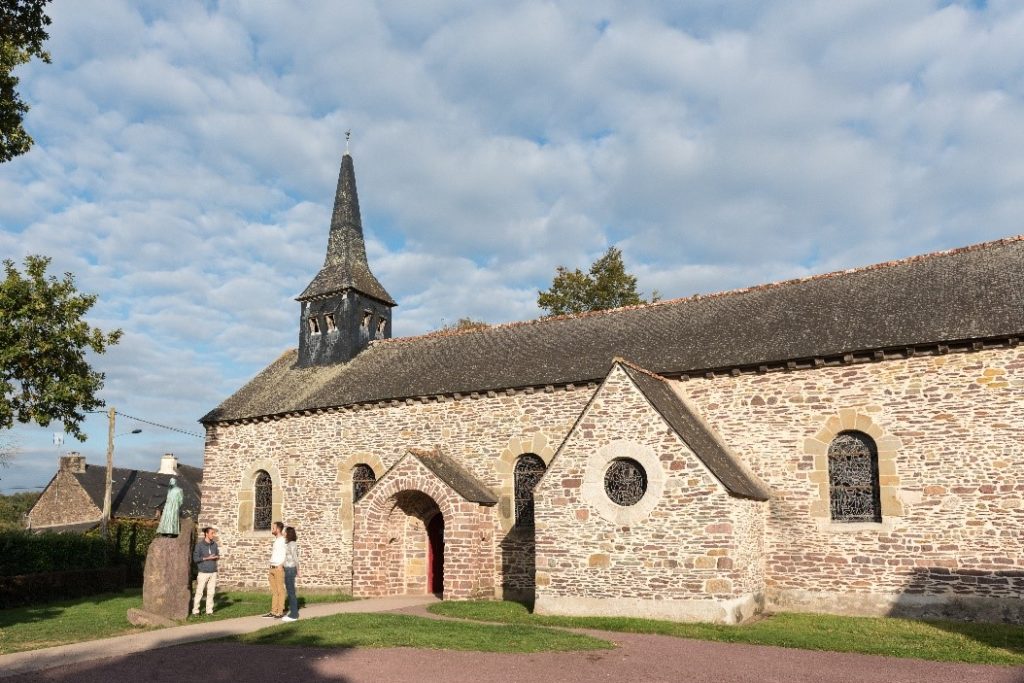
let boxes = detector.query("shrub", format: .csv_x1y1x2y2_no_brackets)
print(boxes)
106,518,160,586
0,530,108,576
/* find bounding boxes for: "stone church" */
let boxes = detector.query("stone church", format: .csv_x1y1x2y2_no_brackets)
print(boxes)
200,151,1024,624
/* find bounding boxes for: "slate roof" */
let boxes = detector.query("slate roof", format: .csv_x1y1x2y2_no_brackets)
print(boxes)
408,448,498,504
619,363,771,501
298,153,395,305
74,463,203,520
203,235,1024,424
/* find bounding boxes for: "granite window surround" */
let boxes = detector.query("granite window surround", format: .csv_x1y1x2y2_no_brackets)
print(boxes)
236,462,284,536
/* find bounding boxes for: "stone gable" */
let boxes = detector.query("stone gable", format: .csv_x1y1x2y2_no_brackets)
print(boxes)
28,469,101,529
534,363,766,624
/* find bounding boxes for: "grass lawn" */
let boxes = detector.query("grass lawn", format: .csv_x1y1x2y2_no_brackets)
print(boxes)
233,612,612,653
0,590,354,655
428,601,1024,666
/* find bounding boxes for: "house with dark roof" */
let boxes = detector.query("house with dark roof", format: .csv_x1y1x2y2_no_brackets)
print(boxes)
199,150,1024,624
27,453,202,532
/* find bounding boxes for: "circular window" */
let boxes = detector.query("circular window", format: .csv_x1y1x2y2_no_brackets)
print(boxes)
603,458,647,506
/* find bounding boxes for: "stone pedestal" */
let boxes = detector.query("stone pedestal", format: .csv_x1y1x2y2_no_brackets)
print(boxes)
131,517,193,624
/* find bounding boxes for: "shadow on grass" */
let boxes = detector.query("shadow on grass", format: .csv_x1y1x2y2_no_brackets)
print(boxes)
191,591,354,622
0,589,139,629
887,567,1024,659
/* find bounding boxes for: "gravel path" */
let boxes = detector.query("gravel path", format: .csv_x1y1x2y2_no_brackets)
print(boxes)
6,633,1022,683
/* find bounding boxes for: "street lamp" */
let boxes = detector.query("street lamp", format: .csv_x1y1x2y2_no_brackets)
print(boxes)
100,408,141,539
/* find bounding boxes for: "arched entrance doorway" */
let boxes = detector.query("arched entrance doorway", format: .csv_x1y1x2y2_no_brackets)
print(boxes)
378,491,445,596
427,512,444,596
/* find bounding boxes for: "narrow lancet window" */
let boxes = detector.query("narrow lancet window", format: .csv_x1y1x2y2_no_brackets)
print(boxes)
514,454,546,528
352,464,376,503
254,470,273,531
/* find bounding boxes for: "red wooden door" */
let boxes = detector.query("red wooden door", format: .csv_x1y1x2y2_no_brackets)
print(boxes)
427,513,444,595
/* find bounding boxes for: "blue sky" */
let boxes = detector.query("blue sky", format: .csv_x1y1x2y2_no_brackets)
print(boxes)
2,0,1023,493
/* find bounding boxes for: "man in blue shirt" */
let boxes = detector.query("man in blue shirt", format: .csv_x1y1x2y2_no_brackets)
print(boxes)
192,527,220,616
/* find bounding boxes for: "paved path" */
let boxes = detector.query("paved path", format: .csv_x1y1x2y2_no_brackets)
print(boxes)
0,596,436,679
3,599,1023,683
6,633,1023,683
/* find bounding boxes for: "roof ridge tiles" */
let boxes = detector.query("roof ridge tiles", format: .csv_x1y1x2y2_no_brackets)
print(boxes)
371,233,1024,349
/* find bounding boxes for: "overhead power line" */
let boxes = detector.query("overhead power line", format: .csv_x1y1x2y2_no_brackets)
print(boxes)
115,412,205,439
88,410,204,439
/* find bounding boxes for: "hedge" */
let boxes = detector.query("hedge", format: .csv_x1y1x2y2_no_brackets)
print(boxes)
0,530,109,576
0,518,169,605
106,518,161,586
0,566,127,609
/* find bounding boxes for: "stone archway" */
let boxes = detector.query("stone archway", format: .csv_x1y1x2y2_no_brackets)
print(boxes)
351,453,497,600
380,490,443,596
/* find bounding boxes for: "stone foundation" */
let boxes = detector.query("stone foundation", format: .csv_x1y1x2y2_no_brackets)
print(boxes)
536,592,764,625
770,588,1024,624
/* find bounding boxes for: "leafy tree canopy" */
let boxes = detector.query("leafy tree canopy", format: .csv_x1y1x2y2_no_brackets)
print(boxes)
0,491,38,531
439,317,489,332
537,247,655,316
1,0,52,162
0,255,122,440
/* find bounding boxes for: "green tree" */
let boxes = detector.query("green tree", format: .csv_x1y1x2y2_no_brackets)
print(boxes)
537,247,650,316
0,255,122,440
0,491,38,531
439,317,489,332
1,0,52,162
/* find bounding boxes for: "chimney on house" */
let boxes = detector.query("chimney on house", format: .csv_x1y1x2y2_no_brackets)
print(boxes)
158,453,178,475
60,452,86,474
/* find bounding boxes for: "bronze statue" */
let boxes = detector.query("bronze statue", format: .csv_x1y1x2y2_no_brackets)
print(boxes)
156,477,184,536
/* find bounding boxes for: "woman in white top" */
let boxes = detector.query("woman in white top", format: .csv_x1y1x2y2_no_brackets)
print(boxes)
282,526,300,621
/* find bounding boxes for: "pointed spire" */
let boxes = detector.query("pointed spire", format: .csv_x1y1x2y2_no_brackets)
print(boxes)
324,152,366,269
297,149,395,305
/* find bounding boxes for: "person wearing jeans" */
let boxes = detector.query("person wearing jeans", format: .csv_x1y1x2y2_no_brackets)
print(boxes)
281,526,301,622
263,521,287,618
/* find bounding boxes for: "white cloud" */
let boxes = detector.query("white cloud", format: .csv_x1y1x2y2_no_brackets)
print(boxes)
3,0,1024,492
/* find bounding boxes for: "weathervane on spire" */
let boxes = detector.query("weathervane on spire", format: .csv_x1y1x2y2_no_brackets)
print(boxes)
345,129,351,154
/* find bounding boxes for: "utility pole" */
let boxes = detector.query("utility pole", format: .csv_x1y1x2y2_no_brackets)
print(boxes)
101,407,115,539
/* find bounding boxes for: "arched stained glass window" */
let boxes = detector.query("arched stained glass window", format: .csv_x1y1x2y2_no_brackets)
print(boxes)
254,470,273,531
352,464,376,503
514,454,546,528
828,431,882,522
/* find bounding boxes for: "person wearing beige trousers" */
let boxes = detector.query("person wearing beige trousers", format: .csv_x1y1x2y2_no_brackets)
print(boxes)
262,521,287,618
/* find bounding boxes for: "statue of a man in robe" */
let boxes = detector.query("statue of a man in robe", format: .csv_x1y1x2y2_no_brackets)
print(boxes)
156,477,185,536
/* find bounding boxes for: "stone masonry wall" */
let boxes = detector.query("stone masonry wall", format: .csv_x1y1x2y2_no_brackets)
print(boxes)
682,345,1024,621
201,387,590,591
27,470,101,529
534,365,767,624
201,343,1023,621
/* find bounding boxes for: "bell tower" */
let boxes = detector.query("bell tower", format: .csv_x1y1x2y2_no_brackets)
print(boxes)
296,148,395,367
